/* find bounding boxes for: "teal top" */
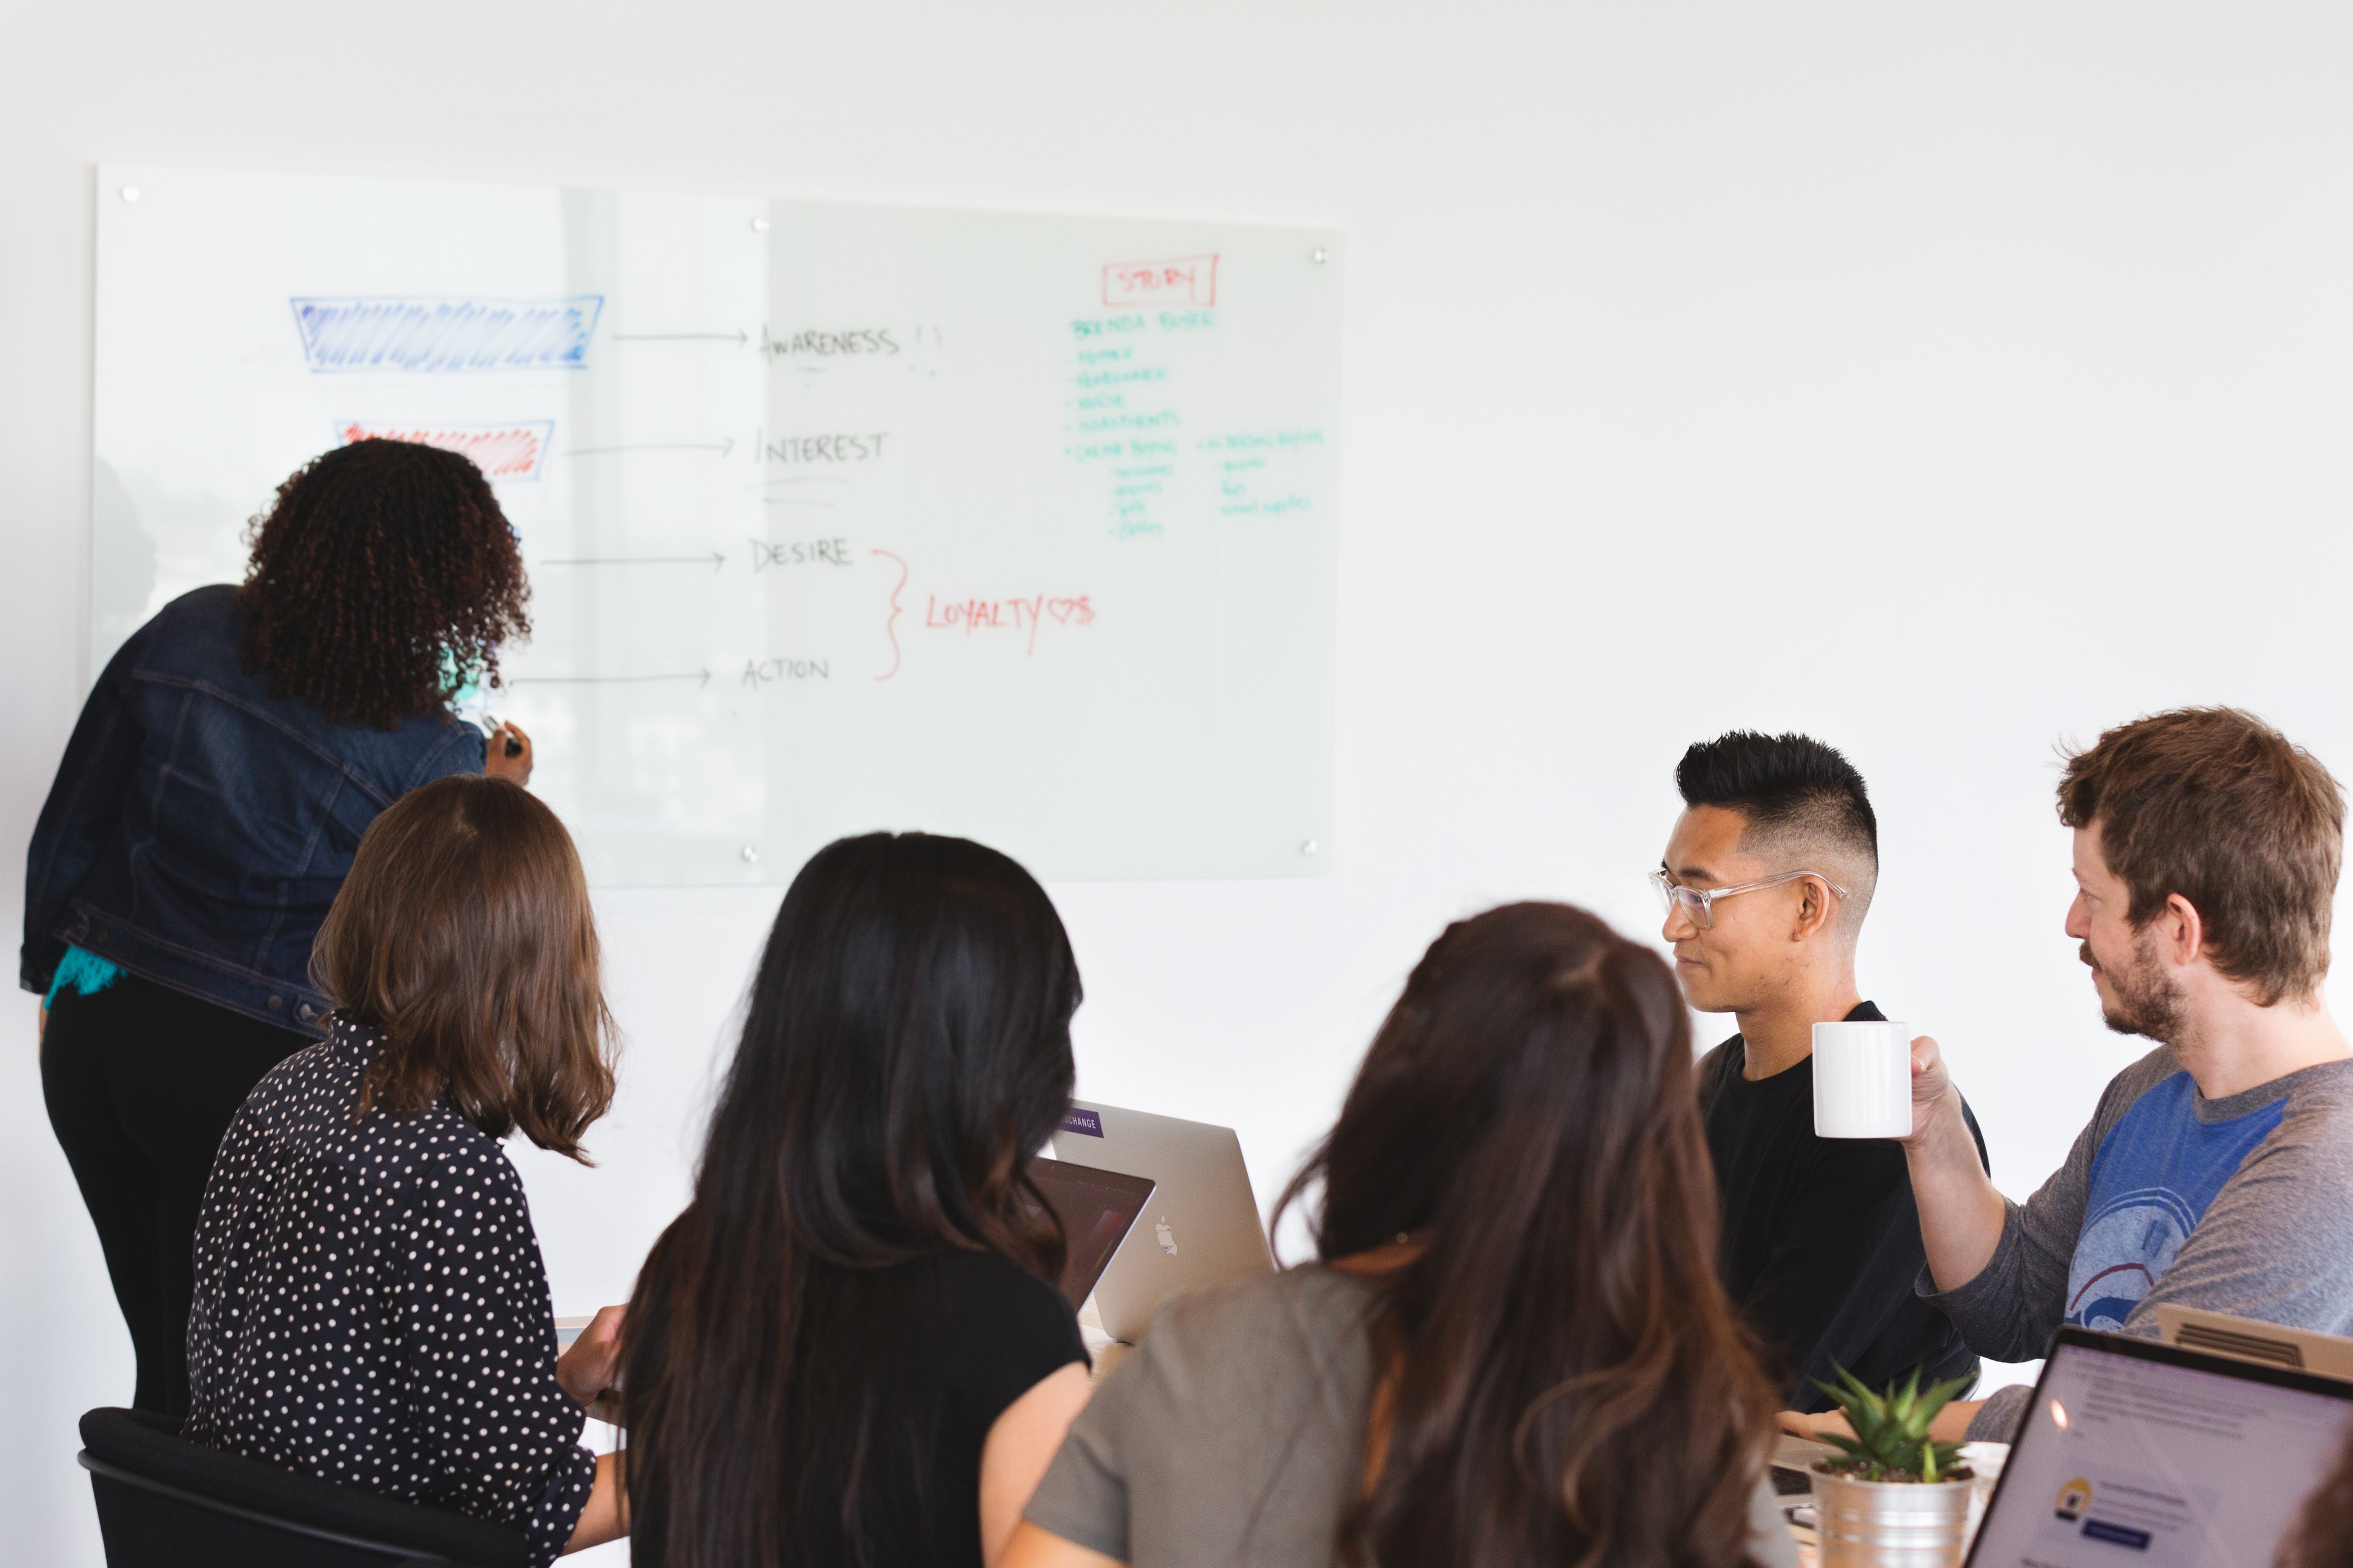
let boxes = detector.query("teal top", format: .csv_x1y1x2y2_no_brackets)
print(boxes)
44,944,125,1008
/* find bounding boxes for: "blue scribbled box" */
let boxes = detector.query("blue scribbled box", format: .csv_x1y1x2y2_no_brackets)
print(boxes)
289,295,605,373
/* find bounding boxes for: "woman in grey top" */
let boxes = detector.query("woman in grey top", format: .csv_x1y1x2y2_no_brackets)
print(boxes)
1006,902,1798,1568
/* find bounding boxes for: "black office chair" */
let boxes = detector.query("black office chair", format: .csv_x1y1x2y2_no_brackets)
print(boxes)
78,1408,531,1567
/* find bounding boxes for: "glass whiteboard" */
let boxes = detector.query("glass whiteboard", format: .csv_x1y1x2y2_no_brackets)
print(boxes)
93,163,1340,884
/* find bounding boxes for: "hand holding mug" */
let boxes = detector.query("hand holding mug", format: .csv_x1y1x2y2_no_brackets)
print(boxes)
1812,1019,1917,1138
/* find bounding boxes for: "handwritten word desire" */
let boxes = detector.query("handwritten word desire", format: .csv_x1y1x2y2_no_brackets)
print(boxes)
925,593,1096,655
750,538,854,570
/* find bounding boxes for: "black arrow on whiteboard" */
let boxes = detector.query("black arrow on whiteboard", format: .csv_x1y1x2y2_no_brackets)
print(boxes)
611,329,750,347
508,669,713,689
563,436,736,459
542,552,726,572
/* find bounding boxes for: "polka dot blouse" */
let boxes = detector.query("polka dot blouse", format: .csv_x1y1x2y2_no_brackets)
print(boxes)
184,1017,596,1566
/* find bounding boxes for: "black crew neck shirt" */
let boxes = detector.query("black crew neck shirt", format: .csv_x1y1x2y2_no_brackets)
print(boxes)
1697,1001,1989,1412
632,1247,1087,1568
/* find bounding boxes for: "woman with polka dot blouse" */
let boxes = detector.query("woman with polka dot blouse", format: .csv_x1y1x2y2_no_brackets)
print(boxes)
183,774,627,1563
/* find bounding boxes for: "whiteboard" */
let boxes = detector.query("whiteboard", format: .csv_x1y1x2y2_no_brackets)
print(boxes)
92,164,1340,884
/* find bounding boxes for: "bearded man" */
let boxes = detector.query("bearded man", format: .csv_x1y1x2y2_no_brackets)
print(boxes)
1783,706,2353,1445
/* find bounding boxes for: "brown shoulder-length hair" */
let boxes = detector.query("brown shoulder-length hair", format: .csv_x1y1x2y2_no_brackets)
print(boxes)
1276,902,1778,1568
241,438,531,730
313,774,615,1161
2059,707,2344,1005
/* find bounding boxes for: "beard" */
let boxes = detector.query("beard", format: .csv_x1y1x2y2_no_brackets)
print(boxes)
2086,934,2188,1042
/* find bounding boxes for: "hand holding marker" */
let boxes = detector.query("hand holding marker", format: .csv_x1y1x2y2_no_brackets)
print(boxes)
477,715,534,784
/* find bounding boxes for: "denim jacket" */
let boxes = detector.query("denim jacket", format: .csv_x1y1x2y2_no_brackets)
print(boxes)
23,585,486,1032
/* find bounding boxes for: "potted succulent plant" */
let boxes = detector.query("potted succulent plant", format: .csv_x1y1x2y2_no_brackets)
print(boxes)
1808,1366,1977,1567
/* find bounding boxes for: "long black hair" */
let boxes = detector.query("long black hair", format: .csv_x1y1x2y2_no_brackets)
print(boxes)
1276,902,1779,1568
620,832,1080,1567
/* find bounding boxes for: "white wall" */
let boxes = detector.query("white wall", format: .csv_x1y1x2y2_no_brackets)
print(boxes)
8,4,2353,1563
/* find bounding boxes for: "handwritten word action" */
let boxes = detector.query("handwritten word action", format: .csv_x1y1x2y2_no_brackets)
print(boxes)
1102,255,1218,309
924,593,1096,655
743,657,830,685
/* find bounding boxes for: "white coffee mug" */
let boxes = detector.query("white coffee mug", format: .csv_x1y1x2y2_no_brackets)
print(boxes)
1812,1020,1916,1139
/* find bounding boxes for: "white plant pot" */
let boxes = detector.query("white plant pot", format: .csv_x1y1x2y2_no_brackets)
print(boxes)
1811,1467,1975,1568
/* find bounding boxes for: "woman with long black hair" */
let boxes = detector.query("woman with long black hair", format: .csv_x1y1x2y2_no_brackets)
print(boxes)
1006,902,1797,1568
24,438,535,1418
616,831,1093,1568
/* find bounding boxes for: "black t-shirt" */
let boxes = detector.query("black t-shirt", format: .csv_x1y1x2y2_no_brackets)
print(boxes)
635,1248,1087,1568
1697,1001,1989,1412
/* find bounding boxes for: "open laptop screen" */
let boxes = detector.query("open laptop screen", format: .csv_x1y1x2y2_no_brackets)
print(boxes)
1025,1158,1155,1310
1967,1328,2353,1568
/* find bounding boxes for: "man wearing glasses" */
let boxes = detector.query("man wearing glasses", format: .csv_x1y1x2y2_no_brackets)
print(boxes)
1658,731,1986,1411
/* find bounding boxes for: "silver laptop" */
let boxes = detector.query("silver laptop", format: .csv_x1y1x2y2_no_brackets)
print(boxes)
1049,1100,1274,1343
1964,1326,2353,1567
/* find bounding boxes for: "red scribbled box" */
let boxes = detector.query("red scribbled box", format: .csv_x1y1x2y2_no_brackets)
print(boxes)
1102,254,1219,309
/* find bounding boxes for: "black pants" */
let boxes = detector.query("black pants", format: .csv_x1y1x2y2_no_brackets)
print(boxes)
42,973,308,1417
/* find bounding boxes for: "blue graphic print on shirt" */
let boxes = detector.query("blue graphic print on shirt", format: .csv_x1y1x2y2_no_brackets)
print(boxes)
2066,1071,2285,1331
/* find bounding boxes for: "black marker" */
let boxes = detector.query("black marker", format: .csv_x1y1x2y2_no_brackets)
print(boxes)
476,714,526,758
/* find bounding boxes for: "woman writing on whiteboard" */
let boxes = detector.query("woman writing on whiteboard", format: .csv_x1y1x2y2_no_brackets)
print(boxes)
22,437,535,1419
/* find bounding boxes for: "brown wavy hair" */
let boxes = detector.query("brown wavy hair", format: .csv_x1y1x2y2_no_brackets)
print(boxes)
2058,707,2343,1005
1276,902,1779,1568
240,438,531,729
312,774,615,1161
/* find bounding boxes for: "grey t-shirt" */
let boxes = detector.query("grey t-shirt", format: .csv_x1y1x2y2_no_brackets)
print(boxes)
1921,1050,2353,1442
1026,1265,1796,1568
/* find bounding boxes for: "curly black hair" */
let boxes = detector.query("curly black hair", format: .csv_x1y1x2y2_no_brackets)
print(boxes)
239,440,531,730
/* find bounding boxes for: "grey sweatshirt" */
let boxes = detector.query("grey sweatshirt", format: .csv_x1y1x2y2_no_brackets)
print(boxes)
1921,1048,2353,1441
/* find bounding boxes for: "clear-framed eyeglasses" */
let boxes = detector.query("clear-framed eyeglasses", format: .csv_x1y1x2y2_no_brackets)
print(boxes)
1649,868,1849,930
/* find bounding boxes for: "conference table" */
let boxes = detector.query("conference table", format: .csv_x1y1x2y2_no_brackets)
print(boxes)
560,1314,2004,1564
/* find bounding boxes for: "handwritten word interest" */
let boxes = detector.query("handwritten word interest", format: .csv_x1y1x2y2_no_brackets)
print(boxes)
750,538,855,570
924,593,1096,655
768,433,888,463
764,327,900,358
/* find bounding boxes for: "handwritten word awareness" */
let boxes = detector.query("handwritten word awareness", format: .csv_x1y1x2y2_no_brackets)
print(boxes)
763,327,898,358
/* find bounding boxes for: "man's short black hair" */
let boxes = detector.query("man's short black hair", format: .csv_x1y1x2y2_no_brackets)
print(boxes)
1675,731,1878,864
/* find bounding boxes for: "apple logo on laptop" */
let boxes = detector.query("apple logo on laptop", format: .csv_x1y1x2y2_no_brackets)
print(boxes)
1155,1218,1178,1256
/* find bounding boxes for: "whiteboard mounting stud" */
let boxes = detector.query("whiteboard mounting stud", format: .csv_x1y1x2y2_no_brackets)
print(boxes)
1300,839,1319,856
750,216,770,234
120,184,141,204
740,844,759,863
